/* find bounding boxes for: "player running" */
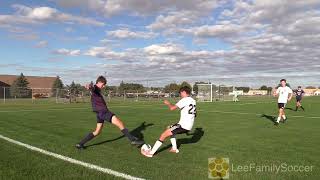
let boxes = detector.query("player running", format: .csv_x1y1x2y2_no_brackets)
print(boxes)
141,86,196,157
76,76,144,149
294,86,305,111
273,79,293,125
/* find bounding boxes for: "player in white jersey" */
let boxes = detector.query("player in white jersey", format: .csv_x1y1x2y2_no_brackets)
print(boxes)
141,86,196,157
273,79,293,125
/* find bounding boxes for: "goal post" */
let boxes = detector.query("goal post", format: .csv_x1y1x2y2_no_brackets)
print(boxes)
196,84,214,102
196,84,238,102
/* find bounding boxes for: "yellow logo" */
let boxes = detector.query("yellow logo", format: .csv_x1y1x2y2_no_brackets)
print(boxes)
208,157,229,179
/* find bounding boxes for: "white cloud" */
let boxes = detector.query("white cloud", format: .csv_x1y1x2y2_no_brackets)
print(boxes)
0,4,105,26
144,43,183,55
35,40,48,48
53,48,81,56
147,11,197,30
55,0,220,17
107,28,157,39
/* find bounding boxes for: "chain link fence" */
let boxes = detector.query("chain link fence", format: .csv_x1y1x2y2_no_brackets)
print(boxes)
0,87,183,104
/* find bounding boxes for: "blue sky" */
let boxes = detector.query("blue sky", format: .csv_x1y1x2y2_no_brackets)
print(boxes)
0,0,320,88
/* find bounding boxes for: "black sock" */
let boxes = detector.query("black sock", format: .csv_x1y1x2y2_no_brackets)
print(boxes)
79,133,95,146
295,106,298,111
301,106,305,110
121,128,137,141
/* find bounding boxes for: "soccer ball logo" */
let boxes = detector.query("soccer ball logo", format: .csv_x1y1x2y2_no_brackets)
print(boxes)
208,157,229,179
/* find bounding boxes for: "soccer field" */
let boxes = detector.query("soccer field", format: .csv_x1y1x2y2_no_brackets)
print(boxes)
0,96,319,180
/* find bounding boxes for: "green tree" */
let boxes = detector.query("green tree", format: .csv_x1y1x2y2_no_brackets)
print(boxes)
180,81,192,89
118,81,145,93
67,81,84,96
259,85,268,90
193,82,208,95
51,76,64,97
236,87,250,93
164,83,180,93
10,73,31,98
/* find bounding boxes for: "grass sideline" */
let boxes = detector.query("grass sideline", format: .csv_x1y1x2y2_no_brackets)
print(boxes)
0,96,319,179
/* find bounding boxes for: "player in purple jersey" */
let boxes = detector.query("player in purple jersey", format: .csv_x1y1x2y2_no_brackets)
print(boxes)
76,76,144,149
294,86,305,111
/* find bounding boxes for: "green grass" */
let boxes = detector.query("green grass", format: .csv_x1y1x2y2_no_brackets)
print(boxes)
0,96,319,180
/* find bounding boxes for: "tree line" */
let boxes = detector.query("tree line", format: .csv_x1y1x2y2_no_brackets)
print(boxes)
6,73,320,98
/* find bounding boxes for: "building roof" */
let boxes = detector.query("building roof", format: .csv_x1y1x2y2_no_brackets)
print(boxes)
0,75,57,88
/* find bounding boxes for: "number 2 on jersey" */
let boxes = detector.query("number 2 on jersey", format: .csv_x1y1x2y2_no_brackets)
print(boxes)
188,104,197,117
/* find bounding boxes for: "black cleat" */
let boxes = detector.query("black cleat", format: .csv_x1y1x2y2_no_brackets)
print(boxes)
274,122,279,126
131,140,144,146
75,144,85,150
282,118,287,123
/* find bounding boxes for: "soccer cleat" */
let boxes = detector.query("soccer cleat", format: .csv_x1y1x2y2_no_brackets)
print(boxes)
274,122,279,126
75,144,85,150
169,148,179,153
141,150,153,158
131,139,144,146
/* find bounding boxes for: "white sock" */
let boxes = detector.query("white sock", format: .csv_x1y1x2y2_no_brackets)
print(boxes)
277,117,281,123
282,115,286,120
170,138,177,150
150,140,162,155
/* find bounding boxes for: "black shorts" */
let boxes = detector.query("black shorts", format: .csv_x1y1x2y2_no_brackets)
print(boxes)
96,111,115,123
278,103,286,109
296,97,302,102
169,124,189,135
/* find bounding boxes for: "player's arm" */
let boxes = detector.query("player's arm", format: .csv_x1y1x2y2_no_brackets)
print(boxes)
164,100,178,111
288,89,293,101
273,88,279,97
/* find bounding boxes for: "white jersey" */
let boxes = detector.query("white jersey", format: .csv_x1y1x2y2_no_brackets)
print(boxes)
175,97,196,130
276,86,293,103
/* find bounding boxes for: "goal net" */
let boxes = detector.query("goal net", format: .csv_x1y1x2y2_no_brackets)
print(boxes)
197,84,236,102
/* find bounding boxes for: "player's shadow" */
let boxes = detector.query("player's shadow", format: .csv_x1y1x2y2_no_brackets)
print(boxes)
156,127,204,154
86,121,153,148
261,114,276,123
285,107,295,111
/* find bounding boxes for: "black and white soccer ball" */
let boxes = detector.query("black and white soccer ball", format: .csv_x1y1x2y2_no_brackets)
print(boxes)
140,144,152,154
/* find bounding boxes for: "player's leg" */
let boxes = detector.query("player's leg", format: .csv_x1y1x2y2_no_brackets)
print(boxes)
275,103,284,125
299,100,305,111
147,128,173,156
170,135,178,151
111,115,144,145
276,109,281,124
281,108,286,122
76,123,104,149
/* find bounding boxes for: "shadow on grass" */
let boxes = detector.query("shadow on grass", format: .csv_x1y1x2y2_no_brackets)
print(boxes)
156,127,204,154
261,114,276,123
86,121,153,148
285,107,296,111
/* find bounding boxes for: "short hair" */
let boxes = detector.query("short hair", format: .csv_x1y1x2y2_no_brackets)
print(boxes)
179,86,191,95
96,76,107,85
280,79,286,82
298,86,301,88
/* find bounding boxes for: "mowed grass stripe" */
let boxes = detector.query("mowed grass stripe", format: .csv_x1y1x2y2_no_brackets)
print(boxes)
0,134,146,180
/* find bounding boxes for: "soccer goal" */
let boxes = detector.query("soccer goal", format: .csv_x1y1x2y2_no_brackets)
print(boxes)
197,84,215,102
197,84,237,102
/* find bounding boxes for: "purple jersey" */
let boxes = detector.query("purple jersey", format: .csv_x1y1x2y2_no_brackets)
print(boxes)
90,85,108,112
295,89,305,97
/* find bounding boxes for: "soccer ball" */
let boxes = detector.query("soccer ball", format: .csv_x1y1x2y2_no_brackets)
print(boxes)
140,144,152,154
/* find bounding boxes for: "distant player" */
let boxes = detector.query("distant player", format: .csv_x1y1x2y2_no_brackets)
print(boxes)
273,79,293,125
233,92,239,102
76,76,144,149
294,86,305,111
141,86,196,157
